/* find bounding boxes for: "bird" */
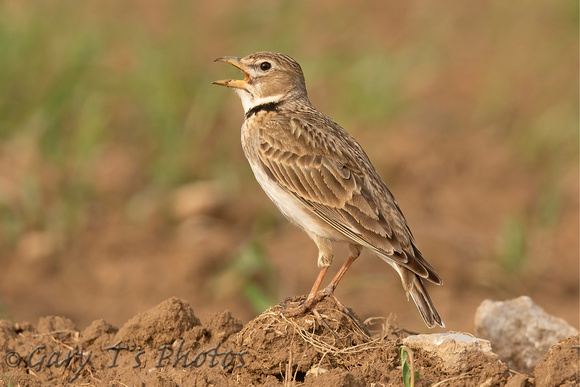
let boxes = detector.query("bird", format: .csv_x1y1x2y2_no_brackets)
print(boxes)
213,51,444,328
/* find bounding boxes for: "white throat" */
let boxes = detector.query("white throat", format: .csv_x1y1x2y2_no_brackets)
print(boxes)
234,90,285,114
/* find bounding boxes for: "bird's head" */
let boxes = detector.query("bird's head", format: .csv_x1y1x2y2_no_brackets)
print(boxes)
213,51,307,113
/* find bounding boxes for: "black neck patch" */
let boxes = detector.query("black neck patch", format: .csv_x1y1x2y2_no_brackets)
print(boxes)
245,101,280,119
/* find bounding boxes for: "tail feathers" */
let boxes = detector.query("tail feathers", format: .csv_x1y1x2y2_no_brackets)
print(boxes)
400,266,444,328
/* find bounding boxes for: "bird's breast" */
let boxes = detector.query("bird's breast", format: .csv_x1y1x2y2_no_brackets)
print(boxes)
241,118,260,160
241,118,342,241
247,157,341,240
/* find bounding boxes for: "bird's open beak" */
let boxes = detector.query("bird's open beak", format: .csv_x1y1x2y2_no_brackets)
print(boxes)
212,56,249,90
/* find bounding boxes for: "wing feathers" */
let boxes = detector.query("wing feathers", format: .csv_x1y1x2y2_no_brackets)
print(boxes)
309,169,341,206
256,118,440,283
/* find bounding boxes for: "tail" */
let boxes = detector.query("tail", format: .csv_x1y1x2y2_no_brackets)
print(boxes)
398,265,444,328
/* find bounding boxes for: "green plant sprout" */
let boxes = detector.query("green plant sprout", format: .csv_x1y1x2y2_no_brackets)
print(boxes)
400,345,419,387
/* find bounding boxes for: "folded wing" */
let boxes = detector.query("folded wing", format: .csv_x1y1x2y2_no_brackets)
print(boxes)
257,118,442,285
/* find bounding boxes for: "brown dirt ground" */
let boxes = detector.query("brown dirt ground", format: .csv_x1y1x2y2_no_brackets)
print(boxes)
1,296,577,386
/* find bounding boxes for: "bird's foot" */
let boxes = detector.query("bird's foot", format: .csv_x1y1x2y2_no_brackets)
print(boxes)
281,286,334,317
299,287,366,332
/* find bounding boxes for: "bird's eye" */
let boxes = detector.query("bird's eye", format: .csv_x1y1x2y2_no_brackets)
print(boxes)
260,61,272,71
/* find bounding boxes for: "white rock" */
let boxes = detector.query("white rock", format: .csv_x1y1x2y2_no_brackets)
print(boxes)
474,296,578,374
402,333,497,373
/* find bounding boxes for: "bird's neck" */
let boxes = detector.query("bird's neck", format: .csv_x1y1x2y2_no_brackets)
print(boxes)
245,101,281,119
235,88,310,117
234,90,283,115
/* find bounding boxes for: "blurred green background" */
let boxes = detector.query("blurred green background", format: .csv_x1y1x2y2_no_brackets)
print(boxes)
0,0,577,332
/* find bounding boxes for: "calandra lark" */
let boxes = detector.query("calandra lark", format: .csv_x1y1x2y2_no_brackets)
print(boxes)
213,51,444,328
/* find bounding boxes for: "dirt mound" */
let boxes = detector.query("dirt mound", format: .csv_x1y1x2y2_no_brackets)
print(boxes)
533,334,580,387
0,297,575,386
233,296,401,385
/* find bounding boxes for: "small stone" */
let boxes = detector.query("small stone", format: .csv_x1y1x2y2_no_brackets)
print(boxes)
474,296,578,374
306,366,328,377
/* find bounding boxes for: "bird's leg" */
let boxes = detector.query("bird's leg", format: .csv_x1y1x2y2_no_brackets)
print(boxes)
283,243,362,317
282,266,328,316
319,244,362,296
282,235,333,316
316,244,363,325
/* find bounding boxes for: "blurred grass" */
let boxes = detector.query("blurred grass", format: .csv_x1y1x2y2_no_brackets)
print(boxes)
0,0,577,280
0,2,233,248
232,241,279,313
496,214,528,274
210,239,279,314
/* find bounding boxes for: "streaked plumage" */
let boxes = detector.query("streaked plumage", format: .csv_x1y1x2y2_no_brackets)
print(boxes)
213,51,444,328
